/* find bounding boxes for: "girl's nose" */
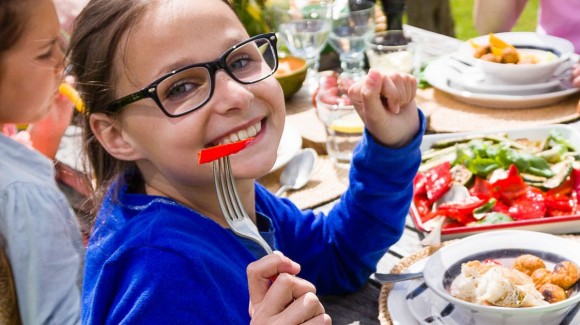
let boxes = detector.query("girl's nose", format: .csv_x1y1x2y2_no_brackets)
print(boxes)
211,70,255,113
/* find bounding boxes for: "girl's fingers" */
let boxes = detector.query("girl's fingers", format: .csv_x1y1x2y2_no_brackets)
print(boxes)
255,272,317,316
247,252,301,309
280,291,326,323
301,313,333,325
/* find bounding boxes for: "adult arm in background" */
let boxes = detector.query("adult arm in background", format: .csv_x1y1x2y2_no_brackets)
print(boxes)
473,0,529,35
27,90,74,160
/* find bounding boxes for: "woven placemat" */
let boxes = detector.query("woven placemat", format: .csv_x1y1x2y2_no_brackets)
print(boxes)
378,235,580,325
416,88,580,133
258,155,349,210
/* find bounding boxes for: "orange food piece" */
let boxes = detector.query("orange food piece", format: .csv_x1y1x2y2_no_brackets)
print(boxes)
489,33,513,49
197,137,254,164
58,83,85,113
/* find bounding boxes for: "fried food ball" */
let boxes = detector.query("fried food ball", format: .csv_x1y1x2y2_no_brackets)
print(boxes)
551,261,580,290
538,283,568,304
480,53,500,63
513,254,546,276
531,268,553,289
474,45,490,58
501,47,519,64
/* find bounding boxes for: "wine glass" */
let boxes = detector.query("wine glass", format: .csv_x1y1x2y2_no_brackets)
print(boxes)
272,2,333,92
328,0,375,81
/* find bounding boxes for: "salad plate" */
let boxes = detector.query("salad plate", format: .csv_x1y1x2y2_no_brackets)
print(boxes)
411,124,580,241
423,54,579,109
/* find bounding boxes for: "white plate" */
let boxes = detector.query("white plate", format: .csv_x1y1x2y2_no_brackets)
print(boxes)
424,54,579,109
388,234,580,325
411,124,580,241
270,121,303,172
445,60,564,95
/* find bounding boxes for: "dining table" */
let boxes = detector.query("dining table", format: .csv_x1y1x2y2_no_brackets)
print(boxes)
54,24,580,325
255,25,580,324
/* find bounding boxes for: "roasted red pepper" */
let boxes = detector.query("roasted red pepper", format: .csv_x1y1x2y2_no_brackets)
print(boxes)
436,196,486,224
197,137,254,164
491,164,528,202
420,161,453,204
508,187,546,220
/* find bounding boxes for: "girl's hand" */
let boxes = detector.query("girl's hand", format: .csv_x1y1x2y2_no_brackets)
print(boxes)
348,69,420,148
247,252,331,325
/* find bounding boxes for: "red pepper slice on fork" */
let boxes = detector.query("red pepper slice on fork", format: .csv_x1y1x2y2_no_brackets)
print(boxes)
197,137,255,164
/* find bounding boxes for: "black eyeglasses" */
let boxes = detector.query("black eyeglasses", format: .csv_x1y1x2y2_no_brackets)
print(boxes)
106,33,279,118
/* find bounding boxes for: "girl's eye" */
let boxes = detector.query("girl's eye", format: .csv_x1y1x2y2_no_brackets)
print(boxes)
36,49,53,61
228,55,252,72
166,81,198,99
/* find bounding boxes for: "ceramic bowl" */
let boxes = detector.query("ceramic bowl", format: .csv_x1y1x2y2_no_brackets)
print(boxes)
274,55,308,99
460,32,574,85
423,230,580,325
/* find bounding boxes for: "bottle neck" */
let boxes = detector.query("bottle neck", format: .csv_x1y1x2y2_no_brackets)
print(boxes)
382,0,406,30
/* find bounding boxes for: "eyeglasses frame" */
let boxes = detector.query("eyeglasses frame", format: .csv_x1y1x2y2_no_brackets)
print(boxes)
105,32,279,118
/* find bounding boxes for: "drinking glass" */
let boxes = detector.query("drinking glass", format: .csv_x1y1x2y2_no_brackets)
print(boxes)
328,0,375,81
315,87,363,169
272,2,333,92
365,30,419,76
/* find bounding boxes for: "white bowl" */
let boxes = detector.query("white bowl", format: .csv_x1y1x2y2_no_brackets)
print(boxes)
423,230,580,325
460,32,574,85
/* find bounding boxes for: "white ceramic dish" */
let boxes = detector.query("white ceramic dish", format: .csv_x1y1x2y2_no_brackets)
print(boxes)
410,124,580,241
445,59,564,95
458,32,574,85
423,54,579,109
387,234,580,325
270,121,303,172
422,230,580,325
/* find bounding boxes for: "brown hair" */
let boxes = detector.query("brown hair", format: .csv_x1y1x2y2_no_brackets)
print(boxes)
67,0,238,218
0,0,31,70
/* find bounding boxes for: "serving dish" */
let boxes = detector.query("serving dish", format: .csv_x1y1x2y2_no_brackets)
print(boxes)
386,233,580,325
422,230,580,325
411,124,580,241
423,54,579,109
458,32,574,85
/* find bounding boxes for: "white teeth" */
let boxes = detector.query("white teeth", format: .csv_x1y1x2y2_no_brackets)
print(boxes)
218,121,262,145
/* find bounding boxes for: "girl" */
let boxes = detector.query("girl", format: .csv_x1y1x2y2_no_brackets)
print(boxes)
0,0,84,323
68,0,425,323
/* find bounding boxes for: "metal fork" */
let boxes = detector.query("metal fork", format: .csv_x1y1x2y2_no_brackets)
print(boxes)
213,156,273,255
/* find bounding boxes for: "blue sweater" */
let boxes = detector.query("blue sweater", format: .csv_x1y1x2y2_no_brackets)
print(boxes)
82,112,425,324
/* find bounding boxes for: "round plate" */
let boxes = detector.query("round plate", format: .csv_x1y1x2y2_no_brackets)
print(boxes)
424,54,579,109
270,121,303,172
388,251,580,325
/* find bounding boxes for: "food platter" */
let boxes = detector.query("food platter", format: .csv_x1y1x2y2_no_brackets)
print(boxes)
410,124,580,241
423,54,579,109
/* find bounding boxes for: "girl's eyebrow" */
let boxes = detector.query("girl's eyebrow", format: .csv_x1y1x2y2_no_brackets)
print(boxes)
32,37,59,50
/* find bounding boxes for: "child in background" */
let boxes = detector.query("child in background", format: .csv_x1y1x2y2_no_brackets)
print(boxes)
68,0,425,323
0,0,84,324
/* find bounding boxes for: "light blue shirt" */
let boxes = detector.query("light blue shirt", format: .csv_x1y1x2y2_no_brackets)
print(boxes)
0,133,83,325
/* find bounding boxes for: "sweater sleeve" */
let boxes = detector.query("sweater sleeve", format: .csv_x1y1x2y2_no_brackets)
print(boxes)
260,110,425,295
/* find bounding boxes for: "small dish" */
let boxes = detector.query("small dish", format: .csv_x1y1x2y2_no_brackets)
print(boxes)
422,230,580,325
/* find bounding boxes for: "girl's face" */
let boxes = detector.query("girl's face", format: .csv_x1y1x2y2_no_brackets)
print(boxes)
0,0,64,124
104,0,285,202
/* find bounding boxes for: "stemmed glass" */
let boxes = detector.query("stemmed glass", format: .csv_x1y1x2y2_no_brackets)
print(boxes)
328,0,375,81
272,2,333,92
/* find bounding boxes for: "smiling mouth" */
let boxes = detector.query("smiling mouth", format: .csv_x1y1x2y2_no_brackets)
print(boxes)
209,120,263,147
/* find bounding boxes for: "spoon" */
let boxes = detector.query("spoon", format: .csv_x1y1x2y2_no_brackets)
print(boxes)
373,272,424,283
275,148,317,196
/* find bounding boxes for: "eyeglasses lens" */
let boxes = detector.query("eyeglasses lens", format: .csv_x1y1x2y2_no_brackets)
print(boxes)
156,37,277,116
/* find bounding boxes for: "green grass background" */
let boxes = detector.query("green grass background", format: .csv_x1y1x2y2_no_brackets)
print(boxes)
450,0,539,40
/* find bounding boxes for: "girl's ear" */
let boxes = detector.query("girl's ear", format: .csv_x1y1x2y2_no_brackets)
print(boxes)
89,113,142,161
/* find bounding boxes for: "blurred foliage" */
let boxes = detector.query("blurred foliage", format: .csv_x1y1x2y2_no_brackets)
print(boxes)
230,0,271,36
449,0,539,41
